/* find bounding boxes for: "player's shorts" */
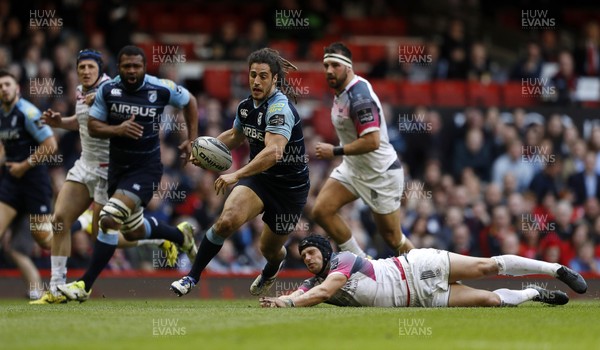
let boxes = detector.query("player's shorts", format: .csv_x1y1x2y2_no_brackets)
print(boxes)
107,161,163,207
237,175,309,235
330,158,403,214
66,159,109,205
0,165,52,214
401,248,451,307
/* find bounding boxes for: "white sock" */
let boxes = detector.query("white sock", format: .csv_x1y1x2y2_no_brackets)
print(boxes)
493,288,538,306
492,255,560,277
338,237,366,258
137,239,165,246
50,256,68,294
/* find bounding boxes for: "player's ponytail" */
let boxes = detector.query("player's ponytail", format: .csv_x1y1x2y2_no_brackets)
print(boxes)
248,48,299,103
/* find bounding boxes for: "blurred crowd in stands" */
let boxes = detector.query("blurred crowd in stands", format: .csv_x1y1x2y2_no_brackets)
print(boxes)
1,0,599,275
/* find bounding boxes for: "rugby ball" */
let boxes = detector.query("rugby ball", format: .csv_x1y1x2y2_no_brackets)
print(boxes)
191,136,232,172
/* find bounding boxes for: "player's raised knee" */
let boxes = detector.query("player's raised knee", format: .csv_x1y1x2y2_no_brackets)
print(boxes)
100,198,131,231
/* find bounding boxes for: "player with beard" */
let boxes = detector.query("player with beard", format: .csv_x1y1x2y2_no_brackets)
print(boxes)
170,48,310,297
0,70,57,299
30,49,179,304
312,42,414,258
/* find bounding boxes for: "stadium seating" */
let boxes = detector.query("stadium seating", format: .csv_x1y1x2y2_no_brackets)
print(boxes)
399,81,433,106
468,82,501,107
502,82,540,107
310,106,337,143
203,68,232,102
370,79,401,105
182,14,215,34
432,81,468,107
270,40,299,61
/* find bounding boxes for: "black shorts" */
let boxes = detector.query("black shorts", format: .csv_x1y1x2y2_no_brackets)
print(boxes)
0,165,52,214
107,162,163,207
238,175,309,235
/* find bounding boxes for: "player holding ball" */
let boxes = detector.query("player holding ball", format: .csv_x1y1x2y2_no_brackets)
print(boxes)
171,48,310,297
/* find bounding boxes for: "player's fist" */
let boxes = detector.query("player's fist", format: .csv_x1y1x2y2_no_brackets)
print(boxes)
315,142,335,160
41,109,62,128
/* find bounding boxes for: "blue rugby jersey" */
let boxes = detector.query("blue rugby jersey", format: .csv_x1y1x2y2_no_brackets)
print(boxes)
0,98,52,162
233,90,309,189
89,75,190,165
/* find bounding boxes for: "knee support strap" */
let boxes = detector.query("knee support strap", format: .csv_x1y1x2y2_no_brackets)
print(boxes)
100,198,132,225
120,207,144,233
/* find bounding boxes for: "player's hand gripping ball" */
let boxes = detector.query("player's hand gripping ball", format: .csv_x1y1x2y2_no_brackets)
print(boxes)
191,136,232,172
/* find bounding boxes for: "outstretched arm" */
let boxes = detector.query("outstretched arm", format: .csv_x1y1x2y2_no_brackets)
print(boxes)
260,273,347,308
42,109,79,131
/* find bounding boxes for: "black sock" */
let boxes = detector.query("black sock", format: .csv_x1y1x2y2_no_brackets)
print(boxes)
80,240,117,292
261,259,284,280
188,235,222,281
147,217,184,245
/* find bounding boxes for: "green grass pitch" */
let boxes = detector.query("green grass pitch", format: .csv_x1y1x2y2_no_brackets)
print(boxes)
1,299,598,350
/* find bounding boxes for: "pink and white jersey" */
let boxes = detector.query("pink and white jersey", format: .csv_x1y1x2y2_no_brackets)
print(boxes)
299,252,410,307
75,74,111,178
331,75,397,179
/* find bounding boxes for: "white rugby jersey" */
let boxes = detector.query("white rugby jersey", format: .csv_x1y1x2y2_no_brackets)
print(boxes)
299,252,411,307
76,74,111,178
330,75,397,179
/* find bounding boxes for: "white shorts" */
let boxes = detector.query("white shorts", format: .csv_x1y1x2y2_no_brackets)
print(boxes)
65,159,109,205
330,162,404,214
402,248,451,307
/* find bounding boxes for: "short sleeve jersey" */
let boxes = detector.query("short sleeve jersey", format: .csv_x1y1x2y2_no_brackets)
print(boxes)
89,74,190,166
0,98,52,162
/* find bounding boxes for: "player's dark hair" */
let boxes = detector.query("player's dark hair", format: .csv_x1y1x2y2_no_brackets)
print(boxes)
248,48,298,103
0,69,17,82
117,45,146,65
324,42,352,61
299,234,333,276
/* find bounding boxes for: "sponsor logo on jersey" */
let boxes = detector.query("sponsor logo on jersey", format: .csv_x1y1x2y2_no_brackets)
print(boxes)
268,114,285,126
257,112,263,126
329,256,339,271
11,116,17,127
0,129,20,140
242,126,264,141
111,88,122,96
159,79,176,90
110,104,158,117
357,108,374,124
148,90,157,103
240,109,248,118
267,102,285,114
133,183,141,191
